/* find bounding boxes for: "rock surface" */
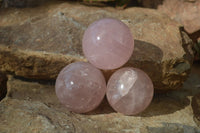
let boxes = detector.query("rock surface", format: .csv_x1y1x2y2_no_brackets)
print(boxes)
141,0,200,33
0,2,193,90
157,0,200,34
1,63,200,132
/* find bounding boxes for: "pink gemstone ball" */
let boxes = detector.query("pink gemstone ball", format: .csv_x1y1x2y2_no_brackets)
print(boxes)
82,18,134,70
106,67,154,115
55,62,106,113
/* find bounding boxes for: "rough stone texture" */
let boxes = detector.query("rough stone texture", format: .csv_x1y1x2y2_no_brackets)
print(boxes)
1,63,200,132
157,0,200,34
0,73,7,101
0,2,193,90
141,0,200,33
141,0,200,51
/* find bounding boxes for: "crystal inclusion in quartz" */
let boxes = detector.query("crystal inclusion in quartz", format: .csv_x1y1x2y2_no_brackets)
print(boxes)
55,62,106,113
82,18,134,70
106,67,154,115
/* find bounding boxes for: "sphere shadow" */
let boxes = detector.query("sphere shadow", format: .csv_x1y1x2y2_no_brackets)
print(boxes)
86,97,115,115
103,40,164,89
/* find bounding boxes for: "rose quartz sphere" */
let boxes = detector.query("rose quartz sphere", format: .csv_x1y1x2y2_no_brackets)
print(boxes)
82,18,134,70
106,67,154,115
55,62,106,113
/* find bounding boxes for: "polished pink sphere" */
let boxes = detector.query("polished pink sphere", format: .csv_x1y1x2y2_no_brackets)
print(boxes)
106,67,154,115
55,62,106,113
82,18,134,70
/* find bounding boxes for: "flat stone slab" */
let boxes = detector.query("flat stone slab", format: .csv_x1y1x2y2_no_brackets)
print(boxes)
1,63,200,132
0,2,193,90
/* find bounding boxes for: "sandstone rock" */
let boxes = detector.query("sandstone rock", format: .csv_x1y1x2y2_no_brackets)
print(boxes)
141,0,200,48
0,2,193,90
1,98,199,133
0,73,7,101
141,0,200,34
1,67,200,132
157,0,200,34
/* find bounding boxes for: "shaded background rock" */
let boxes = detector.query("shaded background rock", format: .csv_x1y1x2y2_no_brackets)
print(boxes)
0,2,193,90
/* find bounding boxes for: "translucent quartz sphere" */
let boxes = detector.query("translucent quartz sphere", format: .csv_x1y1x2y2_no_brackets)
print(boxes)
82,18,134,70
106,67,154,115
55,62,106,113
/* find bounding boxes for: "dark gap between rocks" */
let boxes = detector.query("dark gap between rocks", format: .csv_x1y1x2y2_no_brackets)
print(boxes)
13,75,55,86
0,73,8,101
